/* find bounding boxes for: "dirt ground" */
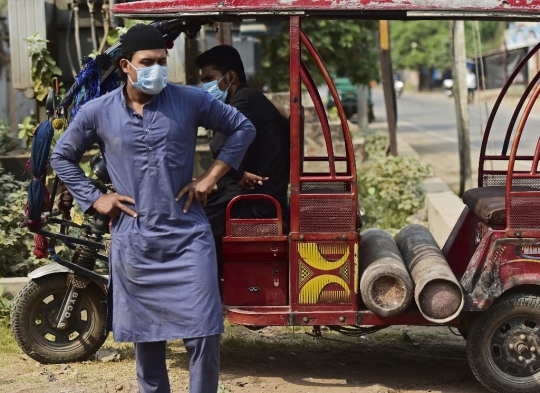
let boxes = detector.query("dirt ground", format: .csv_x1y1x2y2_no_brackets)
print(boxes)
0,323,488,393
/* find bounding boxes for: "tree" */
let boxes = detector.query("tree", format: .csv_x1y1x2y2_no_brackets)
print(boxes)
390,20,506,79
0,4,8,74
390,20,451,89
464,21,506,57
257,20,379,92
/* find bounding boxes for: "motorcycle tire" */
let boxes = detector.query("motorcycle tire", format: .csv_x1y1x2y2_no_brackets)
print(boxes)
11,274,107,364
466,293,540,393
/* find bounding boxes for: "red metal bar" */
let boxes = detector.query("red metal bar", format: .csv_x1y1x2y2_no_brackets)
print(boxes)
301,172,348,177
304,156,347,162
289,16,301,235
299,175,353,182
299,29,355,179
300,61,336,176
506,82,540,236
483,170,532,175
483,155,535,161
478,41,540,187
532,138,540,175
501,71,540,156
225,194,284,237
224,306,457,327
511,174,540,179
290,233,357,241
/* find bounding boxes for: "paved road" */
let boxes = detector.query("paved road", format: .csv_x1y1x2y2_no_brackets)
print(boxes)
371,88,540,191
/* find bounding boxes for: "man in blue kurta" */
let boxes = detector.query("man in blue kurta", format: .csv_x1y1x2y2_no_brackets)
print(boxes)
50,24,256,393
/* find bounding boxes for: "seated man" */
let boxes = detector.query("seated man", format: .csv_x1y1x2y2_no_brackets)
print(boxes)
195,45,290,265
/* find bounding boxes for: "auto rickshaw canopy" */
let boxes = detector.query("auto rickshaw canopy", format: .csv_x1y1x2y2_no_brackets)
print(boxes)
112,0,540,20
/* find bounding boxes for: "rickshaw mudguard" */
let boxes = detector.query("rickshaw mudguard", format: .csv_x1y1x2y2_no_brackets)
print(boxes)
28,263,108,294
28,262,73,279
461,231,540,312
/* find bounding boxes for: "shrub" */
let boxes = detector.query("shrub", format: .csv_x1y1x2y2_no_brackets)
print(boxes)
0,164,46,277
0,285,13,325
0,119,19,155
358,132,431,232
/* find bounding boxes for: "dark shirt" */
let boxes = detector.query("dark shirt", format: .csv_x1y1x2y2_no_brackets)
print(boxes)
209,84,290,210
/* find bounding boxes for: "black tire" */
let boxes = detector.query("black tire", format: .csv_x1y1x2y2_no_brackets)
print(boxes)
467,293,540,393
10,274,107,364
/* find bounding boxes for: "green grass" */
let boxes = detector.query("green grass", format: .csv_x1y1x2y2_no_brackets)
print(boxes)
0,323,20,354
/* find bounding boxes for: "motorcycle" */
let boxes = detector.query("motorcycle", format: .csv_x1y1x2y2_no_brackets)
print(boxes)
394,79,404,99
443,78,453,97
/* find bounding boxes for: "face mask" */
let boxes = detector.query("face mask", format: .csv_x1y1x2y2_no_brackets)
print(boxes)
127,61,168,95
202,74,231,102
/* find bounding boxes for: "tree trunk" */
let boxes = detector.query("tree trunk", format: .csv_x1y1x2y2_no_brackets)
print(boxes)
450,20,473,196
379,20,398,156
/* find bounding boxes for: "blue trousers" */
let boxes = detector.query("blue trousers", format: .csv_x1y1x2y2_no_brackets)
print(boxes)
134,335,221,393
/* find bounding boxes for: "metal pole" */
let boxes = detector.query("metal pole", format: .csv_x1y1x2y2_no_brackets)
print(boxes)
9,60,16,135
379,20,398,156
184,35,199,86
216,22,232,46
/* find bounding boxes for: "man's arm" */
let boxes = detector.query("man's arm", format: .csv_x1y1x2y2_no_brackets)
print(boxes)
176,159,230,213
175,92,256,212
198,92,256,172
50,107,136,219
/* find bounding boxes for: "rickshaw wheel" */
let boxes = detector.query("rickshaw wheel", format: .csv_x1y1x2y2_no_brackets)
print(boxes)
467,293,540,393
11,274,107,364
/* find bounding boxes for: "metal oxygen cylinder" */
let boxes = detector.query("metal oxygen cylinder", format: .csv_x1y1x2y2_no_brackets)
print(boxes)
396,224,464,324
359,228,414,317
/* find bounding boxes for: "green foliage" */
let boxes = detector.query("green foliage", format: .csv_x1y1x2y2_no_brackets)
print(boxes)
17,115,37,149
390,21,451,72
258,20,379,92
0,164,46,277
0,7,8,71
464,21,506,57
107,20,148,46
0,285,13,326
24,33,62,101
390,20,506,73
0,119,19,154
358,132,431,232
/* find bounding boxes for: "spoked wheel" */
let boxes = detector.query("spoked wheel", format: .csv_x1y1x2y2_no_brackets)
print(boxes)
467,293,540,393
11,274,107,364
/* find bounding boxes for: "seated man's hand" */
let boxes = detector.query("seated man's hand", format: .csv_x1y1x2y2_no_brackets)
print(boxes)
236,171,268,190
92,193,137,219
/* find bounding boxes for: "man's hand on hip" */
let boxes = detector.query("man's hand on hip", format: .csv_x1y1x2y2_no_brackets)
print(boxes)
92,193,137,219
176,159,231,213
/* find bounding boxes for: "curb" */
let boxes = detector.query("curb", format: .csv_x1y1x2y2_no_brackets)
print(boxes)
0,277,30,298
396,135,465,248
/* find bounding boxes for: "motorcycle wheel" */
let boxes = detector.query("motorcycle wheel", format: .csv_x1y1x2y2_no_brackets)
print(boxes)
11,274,107,364
466,293,540,393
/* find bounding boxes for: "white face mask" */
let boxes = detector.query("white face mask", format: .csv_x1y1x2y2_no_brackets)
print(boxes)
127,61,168,95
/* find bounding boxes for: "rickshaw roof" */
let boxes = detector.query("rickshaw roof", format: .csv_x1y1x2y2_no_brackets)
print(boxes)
112,0,540,20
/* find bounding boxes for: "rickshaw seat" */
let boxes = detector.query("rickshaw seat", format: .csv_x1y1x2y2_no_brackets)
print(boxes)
463,186,536,226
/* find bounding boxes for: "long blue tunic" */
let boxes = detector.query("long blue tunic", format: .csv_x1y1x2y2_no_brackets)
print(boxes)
50,84,255,342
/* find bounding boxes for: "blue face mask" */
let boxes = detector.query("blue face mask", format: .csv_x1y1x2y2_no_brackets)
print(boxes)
127,61,168,95
202,74,231,102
